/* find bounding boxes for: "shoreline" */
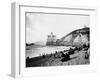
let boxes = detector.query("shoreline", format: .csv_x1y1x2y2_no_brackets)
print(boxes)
26,44,90,67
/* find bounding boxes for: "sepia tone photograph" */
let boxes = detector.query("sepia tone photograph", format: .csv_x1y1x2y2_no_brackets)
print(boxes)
25,12,90,67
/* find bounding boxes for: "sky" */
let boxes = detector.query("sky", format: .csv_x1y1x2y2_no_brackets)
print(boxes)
26,12,90,43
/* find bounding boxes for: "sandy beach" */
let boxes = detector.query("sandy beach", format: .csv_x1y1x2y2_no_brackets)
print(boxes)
26,45,90,67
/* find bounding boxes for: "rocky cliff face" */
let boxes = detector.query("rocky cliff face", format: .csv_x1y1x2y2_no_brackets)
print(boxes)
57,27,90,46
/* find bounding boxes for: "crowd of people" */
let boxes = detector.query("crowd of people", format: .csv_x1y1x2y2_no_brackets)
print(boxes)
26,44,90,64
51,44,90,62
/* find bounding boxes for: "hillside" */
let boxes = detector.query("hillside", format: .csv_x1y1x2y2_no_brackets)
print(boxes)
57,27,90,46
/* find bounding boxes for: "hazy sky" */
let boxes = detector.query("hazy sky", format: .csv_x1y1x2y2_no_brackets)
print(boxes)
26,13,90,43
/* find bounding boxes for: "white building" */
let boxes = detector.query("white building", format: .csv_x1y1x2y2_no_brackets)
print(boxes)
46,32,57,45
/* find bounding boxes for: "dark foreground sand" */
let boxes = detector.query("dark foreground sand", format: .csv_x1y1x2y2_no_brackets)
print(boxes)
26,46,90,67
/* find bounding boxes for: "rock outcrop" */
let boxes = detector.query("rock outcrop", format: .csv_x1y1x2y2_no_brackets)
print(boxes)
57,27,90,46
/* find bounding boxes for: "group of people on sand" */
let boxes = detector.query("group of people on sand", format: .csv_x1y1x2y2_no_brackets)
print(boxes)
52,44,90,62
26,44,90,63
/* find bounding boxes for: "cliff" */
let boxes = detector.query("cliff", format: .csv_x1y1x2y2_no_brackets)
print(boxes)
57,27,90,46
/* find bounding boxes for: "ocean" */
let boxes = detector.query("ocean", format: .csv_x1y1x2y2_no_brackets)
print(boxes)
26,46,70,58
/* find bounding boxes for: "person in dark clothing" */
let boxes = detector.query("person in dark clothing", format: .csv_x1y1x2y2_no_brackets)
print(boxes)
61,53,70,62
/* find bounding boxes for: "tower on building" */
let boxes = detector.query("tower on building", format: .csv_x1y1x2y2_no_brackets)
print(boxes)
46,32,57,46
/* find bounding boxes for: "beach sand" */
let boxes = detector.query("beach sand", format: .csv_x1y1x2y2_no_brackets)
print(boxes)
26,48,89,67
